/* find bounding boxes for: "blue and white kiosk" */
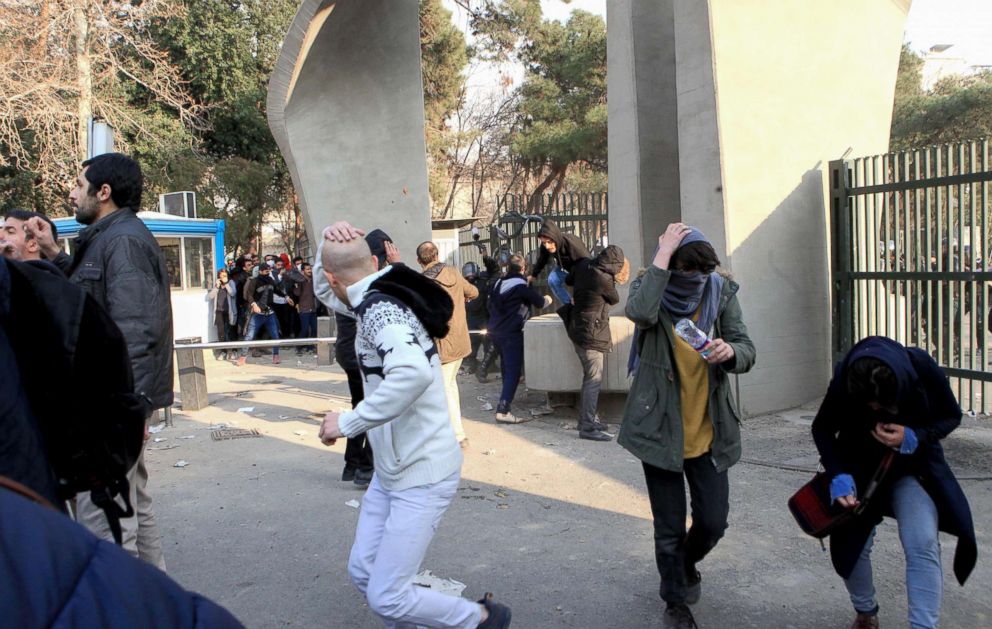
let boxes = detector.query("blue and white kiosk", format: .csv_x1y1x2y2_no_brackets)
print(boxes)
52,209,226,343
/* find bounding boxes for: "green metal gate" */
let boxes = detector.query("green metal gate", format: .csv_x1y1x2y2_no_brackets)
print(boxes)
830,139,992,412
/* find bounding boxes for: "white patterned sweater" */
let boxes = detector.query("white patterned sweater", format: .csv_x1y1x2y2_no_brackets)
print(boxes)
313,260,462,491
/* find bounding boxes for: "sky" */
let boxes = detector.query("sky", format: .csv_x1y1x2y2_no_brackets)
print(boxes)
904,0,992,66
444,0,992,98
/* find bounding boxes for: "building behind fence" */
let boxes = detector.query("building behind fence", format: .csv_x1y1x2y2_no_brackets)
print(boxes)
831,138,992,412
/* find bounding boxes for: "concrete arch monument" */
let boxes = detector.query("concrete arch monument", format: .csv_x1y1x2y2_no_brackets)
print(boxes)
267,0,432,256
269,0,913,415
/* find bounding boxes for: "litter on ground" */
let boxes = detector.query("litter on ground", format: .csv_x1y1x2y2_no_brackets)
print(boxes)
412,570,466,597
173,460,190,468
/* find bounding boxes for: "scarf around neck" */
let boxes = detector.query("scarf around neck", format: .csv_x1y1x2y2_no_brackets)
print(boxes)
627,229,724,376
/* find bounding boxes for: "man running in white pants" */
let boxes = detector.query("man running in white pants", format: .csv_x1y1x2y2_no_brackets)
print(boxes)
314,221,511,629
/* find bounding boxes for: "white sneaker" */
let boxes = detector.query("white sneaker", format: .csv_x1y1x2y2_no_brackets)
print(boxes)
495,412,529,424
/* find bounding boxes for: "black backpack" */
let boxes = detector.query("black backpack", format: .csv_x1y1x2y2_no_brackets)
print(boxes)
3,259,145,543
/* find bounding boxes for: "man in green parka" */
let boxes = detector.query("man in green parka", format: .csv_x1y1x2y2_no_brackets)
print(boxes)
619,223,756,629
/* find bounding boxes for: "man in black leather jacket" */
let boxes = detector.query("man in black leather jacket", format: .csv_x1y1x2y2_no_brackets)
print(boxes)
30,152,172,569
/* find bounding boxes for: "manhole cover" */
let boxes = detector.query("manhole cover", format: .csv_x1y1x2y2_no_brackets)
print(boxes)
211,428,262,441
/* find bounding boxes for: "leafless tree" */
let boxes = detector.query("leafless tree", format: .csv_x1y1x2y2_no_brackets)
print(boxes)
0,0,202,210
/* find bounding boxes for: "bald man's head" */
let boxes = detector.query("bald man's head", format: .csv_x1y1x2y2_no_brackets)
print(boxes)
321,237,379,306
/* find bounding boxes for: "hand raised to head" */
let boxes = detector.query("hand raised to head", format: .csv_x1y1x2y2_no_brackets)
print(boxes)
652,223,691,270
323,221,365,243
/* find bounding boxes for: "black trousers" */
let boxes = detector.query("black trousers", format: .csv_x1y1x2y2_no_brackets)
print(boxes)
642,453,729,605
465,318,489,368
343,367,373,472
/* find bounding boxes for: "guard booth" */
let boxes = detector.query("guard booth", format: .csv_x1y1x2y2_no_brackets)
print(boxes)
431,218,477,269
52,211,226,343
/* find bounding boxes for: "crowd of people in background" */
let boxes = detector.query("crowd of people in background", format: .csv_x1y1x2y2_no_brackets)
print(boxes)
209,250,320,364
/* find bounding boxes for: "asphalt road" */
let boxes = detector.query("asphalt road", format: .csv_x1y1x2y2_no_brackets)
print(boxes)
147,356,991,628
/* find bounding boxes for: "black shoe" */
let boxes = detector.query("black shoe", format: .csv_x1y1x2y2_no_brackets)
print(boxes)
353,469,373,487
476,372,489,384
579,429,613,442
477,593,511,628
663,604,698,629
685,569,701,605
341,467,356,482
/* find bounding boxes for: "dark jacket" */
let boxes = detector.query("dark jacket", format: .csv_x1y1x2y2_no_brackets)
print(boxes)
2,258,145,512
230,266,249,310
0,260,60,506
245,273,281,314
53,209,174,411
465,256,499,325
283,267,316,313
529,219,590,278
618,267,756,473
812,336,977,584
335,313,359,372
0,485,243,628
558,245,623,352
487,272,547,338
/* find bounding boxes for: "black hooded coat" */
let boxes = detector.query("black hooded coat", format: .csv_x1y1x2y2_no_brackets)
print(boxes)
529,219,590,279
557,245,624,352
811,336,977,585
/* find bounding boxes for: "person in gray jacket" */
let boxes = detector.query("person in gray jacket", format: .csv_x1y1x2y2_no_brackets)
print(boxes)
29,152,172,570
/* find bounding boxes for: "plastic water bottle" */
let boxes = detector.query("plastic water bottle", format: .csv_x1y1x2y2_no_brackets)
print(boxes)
675,318,713,358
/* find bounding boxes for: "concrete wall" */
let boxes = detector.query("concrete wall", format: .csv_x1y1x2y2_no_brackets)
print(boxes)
606,0,681,304
523,315,636,392
267,0,432,260
608,0,911,415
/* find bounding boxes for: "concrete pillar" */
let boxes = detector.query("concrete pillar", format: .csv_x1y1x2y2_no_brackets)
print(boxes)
267,0,432,260
174,337,208,411
608,0,912,415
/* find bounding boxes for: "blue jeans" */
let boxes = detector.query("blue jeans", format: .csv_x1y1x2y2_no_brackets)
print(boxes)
493,332,524,413
242,312,280,357
299,312,317,352
844,475,942,628
548,266,571,304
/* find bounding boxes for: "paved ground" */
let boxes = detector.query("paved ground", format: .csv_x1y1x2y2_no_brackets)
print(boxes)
148,354,992,628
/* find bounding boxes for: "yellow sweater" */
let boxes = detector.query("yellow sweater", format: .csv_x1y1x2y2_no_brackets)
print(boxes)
672,321,713,459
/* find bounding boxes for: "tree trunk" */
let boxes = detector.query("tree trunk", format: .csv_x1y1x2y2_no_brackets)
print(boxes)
549,164,568,199
528,165,565,212
74,1,92,162
442,173,461,219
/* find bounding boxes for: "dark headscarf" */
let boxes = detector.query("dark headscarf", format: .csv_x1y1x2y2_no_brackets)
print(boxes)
839,336,918,406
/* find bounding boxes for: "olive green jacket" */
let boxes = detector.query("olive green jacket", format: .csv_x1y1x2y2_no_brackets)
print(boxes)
618,266,756,473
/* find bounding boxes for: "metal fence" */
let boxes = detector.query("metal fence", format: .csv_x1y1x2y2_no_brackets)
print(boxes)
458,192,609,274
830,139,992,412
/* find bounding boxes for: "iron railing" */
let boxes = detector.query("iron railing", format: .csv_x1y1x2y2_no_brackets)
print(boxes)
459,192,608,281
831,139,992,412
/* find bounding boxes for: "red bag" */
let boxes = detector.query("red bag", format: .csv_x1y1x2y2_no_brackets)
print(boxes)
788,452,894,539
